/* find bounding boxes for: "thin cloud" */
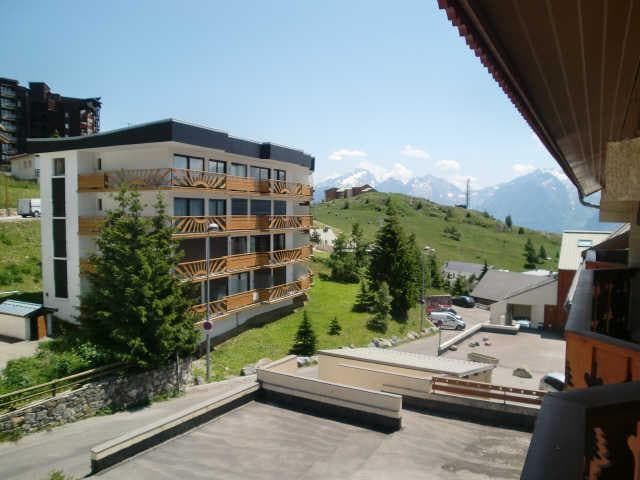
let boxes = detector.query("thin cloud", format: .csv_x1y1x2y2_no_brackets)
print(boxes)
401,144,430,159
436,160,460,171
358,160,414,183
328,149,367,161
513,163,536,175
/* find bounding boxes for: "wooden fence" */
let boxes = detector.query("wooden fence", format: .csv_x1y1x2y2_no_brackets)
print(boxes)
431,376,545,406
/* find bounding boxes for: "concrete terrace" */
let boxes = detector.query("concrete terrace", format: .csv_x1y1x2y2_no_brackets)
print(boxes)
95,401,531,480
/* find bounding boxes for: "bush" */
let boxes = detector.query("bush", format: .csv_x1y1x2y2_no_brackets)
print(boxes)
289,311,317,356
327,316,342,335
443,226,461,241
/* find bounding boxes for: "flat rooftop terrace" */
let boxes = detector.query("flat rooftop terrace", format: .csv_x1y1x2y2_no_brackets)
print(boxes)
95,400,530,480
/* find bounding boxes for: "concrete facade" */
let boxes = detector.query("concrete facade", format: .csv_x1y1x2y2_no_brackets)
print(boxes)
489,279,558,329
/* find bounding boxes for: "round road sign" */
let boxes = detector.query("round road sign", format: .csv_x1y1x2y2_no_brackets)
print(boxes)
203,321,213,331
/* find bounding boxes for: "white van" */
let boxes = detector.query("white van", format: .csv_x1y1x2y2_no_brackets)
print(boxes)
17,198,41,217
430,311,466,330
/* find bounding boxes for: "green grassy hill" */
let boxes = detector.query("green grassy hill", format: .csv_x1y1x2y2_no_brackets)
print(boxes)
0,220,41,295
312,192,561,272
1,175,40,210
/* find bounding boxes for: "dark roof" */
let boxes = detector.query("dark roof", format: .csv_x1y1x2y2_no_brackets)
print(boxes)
26,119,315,171
470,270,554,302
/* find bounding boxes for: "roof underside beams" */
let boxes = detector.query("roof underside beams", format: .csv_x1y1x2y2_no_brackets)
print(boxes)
438,0,640,197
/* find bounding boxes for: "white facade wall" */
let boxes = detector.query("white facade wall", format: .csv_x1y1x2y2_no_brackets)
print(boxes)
10,155,39,180
489,280,558,328
39,140,312,327
0,313,29,340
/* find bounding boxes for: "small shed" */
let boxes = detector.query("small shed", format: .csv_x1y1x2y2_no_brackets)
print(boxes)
0,300,52,340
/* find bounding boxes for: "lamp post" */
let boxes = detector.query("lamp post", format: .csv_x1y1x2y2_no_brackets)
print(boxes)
204,221,219,382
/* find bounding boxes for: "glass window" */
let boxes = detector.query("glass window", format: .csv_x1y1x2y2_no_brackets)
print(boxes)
208,278,228,301
231,198,248,215
190,157,204,171
209,199,226,216
273,267,287,286
54,259,68,298
274,169,286,181
273,200,287,215
251,235,271,253
210,237,228,258
273,233,285,251
230,236,248,255
173,154,188,170
178,238,205,262
174,198,204,216
251,199,271,216
52,178,66,217
228,272,250,295
250,166,270,180
53,219,66,258
174,198,188,216
189,198,204,216
230,163,247,177
254,269,271,289
209,159,226,174
53,158,65,176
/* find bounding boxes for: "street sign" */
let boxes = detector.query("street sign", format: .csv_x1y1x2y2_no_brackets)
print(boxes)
203,320,213,331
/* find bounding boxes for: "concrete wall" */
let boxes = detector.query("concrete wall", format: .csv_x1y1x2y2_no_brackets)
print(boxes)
10,155,39,180
0,313,28,340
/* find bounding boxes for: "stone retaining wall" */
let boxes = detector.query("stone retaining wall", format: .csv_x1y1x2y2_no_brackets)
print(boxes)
0,358,192,435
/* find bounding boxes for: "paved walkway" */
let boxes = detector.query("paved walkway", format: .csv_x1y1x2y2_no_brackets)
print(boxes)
0,338,42,370
0,375,257,480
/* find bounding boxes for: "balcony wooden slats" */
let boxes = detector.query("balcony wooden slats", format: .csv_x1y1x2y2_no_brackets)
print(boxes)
77,169,312,197
78,217,104,235
227,216,270,231
227,252,269,271
174,258,227,281
172,216,228,235
193,273,312,319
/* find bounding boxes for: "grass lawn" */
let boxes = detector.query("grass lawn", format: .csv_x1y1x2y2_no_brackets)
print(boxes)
210,256,429,380
0,220,41,294
0,175,40,210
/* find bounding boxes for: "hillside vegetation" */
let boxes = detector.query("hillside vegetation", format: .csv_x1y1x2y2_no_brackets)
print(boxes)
0,176,40,210
312,192,561,272
0,220,41,294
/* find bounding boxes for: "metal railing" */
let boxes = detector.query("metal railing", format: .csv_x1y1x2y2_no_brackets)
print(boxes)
0,363,125,413
431,376,545,406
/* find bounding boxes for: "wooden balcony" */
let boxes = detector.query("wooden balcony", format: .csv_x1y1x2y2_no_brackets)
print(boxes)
77,168,312,198
565,267,640,389
174,246,313,282
79,215,312,236
192,273,313,319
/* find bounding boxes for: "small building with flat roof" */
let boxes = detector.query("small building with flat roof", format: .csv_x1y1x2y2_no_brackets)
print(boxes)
0,299,52,340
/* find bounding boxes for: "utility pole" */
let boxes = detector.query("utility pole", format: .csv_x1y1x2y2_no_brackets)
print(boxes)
3,173,8,210
466,178,471,210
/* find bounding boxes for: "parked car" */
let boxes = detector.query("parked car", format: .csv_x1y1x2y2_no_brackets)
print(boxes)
426,303,452,314
433,307,461,319
17,198,41,217
430,311,466,330
451,296,475,308
539,372,565,392
513,318,532,329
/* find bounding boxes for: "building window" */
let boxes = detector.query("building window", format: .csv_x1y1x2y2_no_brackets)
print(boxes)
52,178,66,217
273,233,285,251
174,198,204,216
273,267,287,286
54,259,68,298
251,235,271,253
231,198,248,215
250,166,270,180
173,154,204,171
254,269,271,289
209,199,226,216
273,200,287,215
209,159,226,174
53,219,67,258
208,278,228,301
274,169,286,181
53,158,65,176
97,198,103,211
97,158,102,170
210,237,228,258
250,199,271,216
228,272,250,295
230,236,248,255
230,163,247,177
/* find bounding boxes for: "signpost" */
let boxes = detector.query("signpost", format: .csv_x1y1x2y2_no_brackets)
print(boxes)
203,320,213,382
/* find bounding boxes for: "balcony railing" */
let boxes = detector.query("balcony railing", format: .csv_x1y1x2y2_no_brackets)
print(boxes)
78,215,312,236
564,266,640,389
174,246,313,282
192,273,313,319
77,168,312,197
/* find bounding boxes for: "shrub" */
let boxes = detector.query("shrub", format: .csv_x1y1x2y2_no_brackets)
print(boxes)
290,311,317,356
327,317,342,335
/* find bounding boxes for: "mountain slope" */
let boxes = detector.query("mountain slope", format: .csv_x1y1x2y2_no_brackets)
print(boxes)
312,192,561,273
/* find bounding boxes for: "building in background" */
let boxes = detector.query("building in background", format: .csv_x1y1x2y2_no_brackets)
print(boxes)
324,184,375,202
441,260,487,282
29,119,314,341
0,78,101,164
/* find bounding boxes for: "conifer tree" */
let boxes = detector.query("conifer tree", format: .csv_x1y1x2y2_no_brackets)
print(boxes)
505,215,513,229
480,259,489,279
367,282,391,333
328,233,359,283
351,222,368,268
523,238,538,269
353,280,373,312
290,311,317,356
327,316,342,335
428,254,443,289
539,245,548,261
78,187,199,368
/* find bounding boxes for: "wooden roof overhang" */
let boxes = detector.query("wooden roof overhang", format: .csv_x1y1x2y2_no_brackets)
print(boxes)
438,0,640,199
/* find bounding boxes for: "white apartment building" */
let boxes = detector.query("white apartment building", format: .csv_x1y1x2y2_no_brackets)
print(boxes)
30,119,315,340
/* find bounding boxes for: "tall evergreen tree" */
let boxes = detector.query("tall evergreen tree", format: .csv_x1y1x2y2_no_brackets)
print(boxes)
480,259,489,279
451,275,467,296
328,233,359,283
78,187,199,369
353,280,373,312
523,238,538,269
428,254,442,289
367,281,391,333
367,207,420,319
290,311,317,356
505,215,513,229
351,222,368,268
539,245,548,261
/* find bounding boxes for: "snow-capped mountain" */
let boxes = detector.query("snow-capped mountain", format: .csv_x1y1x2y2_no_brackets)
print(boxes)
314,167,617,233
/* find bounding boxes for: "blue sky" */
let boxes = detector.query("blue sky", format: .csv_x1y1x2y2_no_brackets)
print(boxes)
1,0,557,188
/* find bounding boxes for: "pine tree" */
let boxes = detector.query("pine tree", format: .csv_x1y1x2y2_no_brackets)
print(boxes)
539,245,548,261
505,215,513,229
328,233,359,283
78,187,200,369
367,282,391,333
368,207,420,319
327,316,342,335
290,311,317,356
353,280,373,312
428,254,442,289
480,259,489,279
351,222,368,268
523,238,538,269
451,275,466,296
518,227,525,235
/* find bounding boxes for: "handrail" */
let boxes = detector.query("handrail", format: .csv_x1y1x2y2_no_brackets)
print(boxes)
431,376,544,406
0,363,125,413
